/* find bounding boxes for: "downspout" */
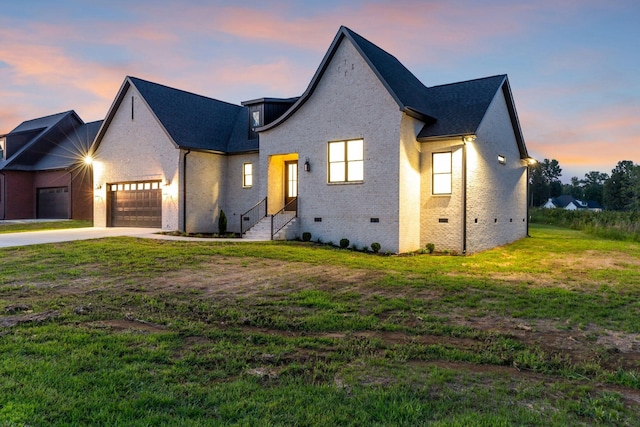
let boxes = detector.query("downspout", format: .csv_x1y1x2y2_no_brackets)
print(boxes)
68,169,73,219
462,142,467,255
0,172,5,220
526,164,530,237
181,149,191,233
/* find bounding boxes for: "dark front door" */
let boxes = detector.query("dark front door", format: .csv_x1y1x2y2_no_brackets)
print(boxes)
284,160,298,211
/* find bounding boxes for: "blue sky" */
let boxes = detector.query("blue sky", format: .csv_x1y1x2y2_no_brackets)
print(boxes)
1,0,638,181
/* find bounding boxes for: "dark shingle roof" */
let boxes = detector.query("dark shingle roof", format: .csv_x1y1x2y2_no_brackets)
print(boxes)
1,111,100,171
343,27,435,119
129,77,256,152
417,75,507,139
257,26,528,159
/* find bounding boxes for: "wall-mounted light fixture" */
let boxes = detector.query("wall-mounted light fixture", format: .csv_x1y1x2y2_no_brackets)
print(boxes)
462,135,476,143
164,179,171,186
497,155,506,165
304,158,311,172
95,183,102,190
84,155,94,165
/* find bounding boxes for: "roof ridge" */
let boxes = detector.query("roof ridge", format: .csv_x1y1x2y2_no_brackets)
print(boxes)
428,74,506,89
128,76,242,109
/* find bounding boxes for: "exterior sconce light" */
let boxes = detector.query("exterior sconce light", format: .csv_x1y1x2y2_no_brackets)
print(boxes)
497,155,506,164
304,158,311,172
95,184,102,190
164,179,171,186
462,135,476,143
84,155,94,165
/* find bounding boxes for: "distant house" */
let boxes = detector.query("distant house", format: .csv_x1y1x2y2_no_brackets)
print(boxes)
544,195,603,212
0,111,101,220
92,26,533,254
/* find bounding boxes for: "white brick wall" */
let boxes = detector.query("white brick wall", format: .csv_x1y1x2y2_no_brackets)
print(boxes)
93,84,180,230
259,37,404,252
419,89,527,254
467,89,527,253
224,153,260,233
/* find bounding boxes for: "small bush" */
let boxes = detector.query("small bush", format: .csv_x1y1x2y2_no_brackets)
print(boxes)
302,232,312,242
362,245,369,253
426,243,435,254
339,238,350,249
218,210,227,235
316,237,323,244
350,244,359,251
371,242,381,253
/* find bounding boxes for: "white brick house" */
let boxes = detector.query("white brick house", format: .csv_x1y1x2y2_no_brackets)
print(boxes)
91,26,532,254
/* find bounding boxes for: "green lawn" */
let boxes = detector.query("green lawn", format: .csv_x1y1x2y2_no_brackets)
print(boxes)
0,220,92,234
1,224,639,425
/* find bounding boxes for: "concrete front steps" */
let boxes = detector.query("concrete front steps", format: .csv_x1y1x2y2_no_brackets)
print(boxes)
243,213,298,240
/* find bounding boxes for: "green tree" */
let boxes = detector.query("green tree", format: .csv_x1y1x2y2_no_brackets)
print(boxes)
581,171,608,206
529,158,563,206
563,176,584,200
603,160,637,211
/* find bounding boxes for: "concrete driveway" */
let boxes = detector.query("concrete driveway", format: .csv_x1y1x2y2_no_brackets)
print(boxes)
0,227,162,248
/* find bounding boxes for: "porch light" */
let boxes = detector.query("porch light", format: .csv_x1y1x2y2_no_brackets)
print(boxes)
164,179,171,186
462,135,476,143
95,183,102,190
84,155,93,165
304,158,311,172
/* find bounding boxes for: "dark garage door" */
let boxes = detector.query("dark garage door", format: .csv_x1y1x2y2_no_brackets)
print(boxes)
109,181,162,228
37,187,69,219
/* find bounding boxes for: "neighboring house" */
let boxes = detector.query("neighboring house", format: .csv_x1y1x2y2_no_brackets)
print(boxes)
92,26,532,254
0,111,101,220
544,195,603,212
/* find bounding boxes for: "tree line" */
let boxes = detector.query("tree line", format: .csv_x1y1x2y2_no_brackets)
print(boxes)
529,159,640,211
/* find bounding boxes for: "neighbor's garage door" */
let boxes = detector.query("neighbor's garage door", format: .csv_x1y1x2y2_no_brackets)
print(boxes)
109,181,162,227
37,187,69,219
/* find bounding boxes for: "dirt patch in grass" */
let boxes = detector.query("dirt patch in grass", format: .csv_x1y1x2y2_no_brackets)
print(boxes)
0,310,59,328
151,257,387,298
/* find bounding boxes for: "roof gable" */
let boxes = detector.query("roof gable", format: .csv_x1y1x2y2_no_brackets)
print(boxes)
259,26,436,132
1,110,96,171
93,77,256,153
417,75,528,159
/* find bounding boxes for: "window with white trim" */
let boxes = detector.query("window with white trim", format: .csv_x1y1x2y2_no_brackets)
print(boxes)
0,137,5,160
328,139,364,183
243,163,253,188
432,152,452,194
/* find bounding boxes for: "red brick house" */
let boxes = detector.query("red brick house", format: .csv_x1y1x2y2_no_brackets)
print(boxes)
0,111,101,220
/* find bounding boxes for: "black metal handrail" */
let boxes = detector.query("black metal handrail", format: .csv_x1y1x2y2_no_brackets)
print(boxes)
240,197,267,234
271,199,298,239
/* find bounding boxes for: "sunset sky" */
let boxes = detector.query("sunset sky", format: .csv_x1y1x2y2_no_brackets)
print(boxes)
1,0,638,181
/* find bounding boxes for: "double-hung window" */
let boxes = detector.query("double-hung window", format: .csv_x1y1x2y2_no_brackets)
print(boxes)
432,152,452,194
243,163,253,188
328,139,364,183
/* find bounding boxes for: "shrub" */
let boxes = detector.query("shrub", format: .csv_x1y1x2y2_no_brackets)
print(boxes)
350,244,359,251
426,243,435,254
371,242,381,253
362,245,369,253
339,238,350,249
218,209,227,235
302,232,312,242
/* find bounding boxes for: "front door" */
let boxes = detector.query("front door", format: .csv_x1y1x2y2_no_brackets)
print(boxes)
285,160,298,211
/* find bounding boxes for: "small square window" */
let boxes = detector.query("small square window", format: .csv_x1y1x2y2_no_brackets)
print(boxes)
328,139,364,183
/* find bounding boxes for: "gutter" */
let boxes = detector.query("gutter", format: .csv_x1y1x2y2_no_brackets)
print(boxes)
181,149,191,232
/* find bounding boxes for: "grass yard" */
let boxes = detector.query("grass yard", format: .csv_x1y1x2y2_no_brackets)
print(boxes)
0,220,92,234
1,224,640,425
